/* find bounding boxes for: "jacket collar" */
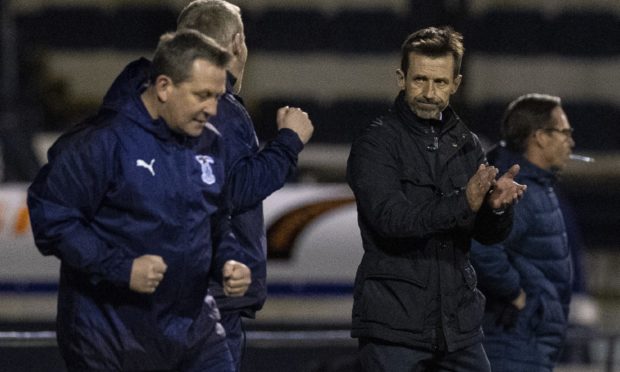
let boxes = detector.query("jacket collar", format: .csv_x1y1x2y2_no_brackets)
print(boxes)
226,71,237,93
225,71,246,106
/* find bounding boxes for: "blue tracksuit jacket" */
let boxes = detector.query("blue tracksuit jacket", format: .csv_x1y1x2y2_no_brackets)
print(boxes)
470,146,572,370
27,59,242,370
208,73,304,316
104,60,303,317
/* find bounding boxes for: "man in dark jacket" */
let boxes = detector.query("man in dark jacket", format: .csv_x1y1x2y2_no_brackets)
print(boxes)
28,31,250,371
470,94,574,371
177,1,314,370
347,26,527,371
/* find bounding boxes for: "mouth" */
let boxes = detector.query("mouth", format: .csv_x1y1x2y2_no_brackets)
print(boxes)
415,101,439,109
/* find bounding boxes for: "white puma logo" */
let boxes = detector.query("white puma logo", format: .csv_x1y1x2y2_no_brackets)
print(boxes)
136,158,155,176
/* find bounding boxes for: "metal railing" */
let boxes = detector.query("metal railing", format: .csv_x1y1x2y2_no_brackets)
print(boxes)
1,328,619,371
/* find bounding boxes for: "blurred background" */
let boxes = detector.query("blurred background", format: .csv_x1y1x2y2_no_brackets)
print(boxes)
0,0,619,371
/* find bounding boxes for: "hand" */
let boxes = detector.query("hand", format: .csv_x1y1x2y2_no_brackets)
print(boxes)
129,255,167,294
486,164,527,210
276,106,314,144
466,164,499,212
511,288,527,310
222,260,251,297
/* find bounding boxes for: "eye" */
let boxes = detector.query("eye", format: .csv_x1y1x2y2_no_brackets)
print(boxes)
196,92,219,101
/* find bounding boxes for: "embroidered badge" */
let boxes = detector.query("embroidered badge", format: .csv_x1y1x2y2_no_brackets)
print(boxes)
195,155,215,185
136,158,155,176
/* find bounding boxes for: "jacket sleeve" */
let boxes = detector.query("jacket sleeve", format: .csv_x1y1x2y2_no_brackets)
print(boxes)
27,134,133,287
225,128,303,213
347,129,477,239
470,203,529,302
473,202,514,245
210,183,247,283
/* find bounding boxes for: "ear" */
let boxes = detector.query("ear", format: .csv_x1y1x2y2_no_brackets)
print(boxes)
232,33,242,56
396,69,405,90
451,74,462,94
531,129,549,149
154,75,173,103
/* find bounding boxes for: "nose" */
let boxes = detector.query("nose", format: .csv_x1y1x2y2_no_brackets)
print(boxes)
422,81,436,99
203,97,218,117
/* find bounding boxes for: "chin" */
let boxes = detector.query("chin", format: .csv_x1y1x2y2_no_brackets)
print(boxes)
550,163,567,173
414,110,439,120
185,128,204,138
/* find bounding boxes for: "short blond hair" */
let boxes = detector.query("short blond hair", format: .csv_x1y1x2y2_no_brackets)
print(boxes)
177,0,242,47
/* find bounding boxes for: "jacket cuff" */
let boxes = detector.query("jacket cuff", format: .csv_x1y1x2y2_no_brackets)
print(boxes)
92,252,133,288
455,193,476,229
276,128,304,154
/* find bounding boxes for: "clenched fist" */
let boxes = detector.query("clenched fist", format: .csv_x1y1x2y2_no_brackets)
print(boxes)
222,260,251,297
130,255,167,294
276,106,314,144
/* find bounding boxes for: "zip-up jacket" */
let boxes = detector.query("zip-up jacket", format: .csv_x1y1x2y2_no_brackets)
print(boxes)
470,146,572,368
27,59,242,370
346,92,513,352
208,73,304,316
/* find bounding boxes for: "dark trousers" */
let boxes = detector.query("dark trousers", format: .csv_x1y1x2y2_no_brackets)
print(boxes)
358,338,490,372
66,321,234,372
220,311,244,372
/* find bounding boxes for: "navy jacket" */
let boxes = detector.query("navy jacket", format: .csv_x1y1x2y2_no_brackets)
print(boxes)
347,92,514,352
471,146,573,369
27,59,242,370
208,73,303,316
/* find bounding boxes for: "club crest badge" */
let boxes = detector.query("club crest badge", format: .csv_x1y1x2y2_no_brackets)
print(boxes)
195,155,215,185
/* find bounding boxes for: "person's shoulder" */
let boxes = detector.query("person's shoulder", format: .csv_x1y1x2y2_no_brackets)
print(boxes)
210,94,251,133
350,115,400,155
49,111,123,160
360,113,399,137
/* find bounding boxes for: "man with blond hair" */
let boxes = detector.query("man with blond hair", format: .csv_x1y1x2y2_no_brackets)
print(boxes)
177,1,314,370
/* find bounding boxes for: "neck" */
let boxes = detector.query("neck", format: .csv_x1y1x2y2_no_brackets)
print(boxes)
228,66,243,94
524,148,549,171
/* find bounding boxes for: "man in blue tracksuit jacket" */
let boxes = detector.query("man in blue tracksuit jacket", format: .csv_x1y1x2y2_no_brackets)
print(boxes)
471,94,574,371
177,1,314,369
27,31,250,371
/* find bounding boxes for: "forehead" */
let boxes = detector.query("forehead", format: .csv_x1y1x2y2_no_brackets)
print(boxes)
181,59,227,91
407,52,455,77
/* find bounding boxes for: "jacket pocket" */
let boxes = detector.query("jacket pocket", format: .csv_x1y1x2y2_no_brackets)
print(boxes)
356,256,430,333
456,264,486,332
528,294,565,335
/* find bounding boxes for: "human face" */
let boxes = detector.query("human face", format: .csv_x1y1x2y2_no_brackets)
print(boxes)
539,106,575,170
397,52,462,120
162,59,227,137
